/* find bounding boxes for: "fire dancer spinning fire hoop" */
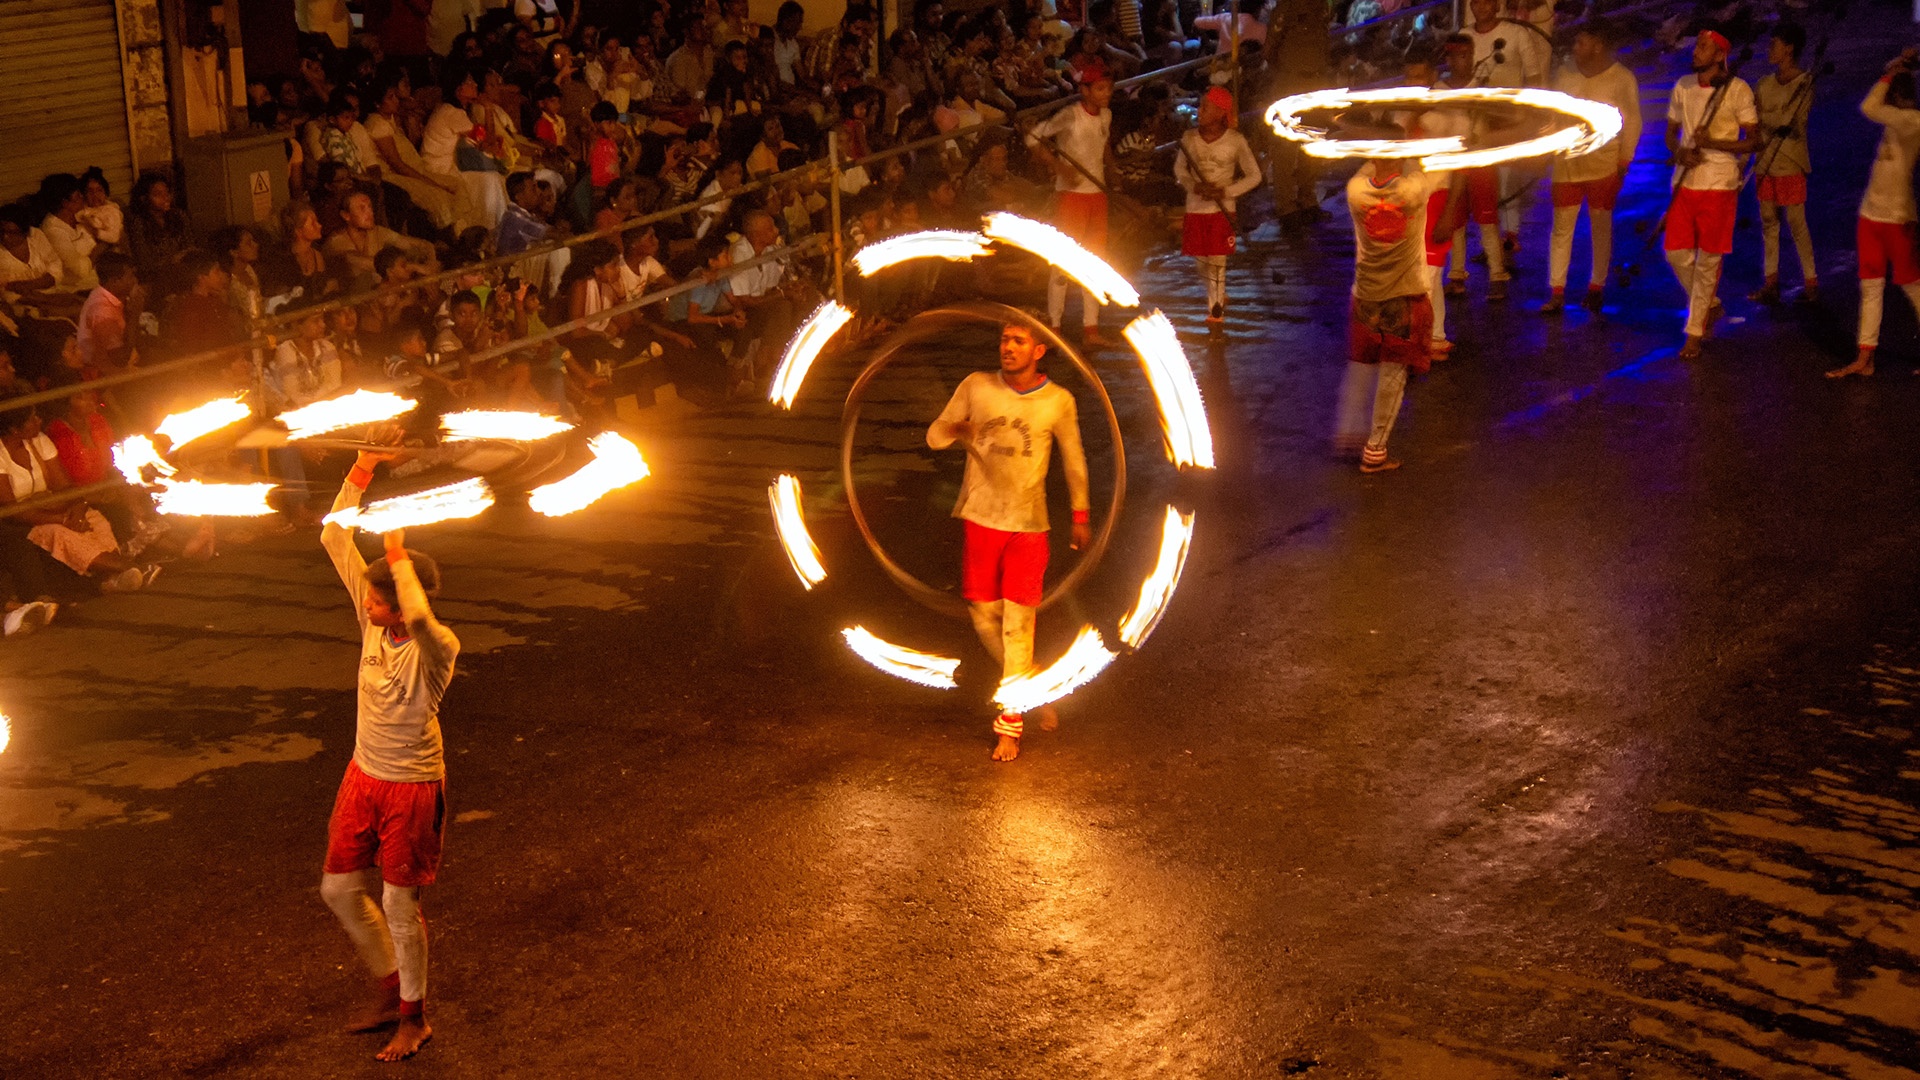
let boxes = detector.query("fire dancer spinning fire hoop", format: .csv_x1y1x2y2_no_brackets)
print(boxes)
1264,86,1624,172
763,216,1213,759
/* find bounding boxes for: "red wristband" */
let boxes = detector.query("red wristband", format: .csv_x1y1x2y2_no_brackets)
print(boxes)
347,465,374,489
1072,509,1090,524
386,547,409,567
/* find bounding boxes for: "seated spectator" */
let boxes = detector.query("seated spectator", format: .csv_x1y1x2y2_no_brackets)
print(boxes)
660,125,718,211
0,203,80,316
126,172,194,281
77,252,141,372
40,380,203,560
693,159,745,239
495,172,553,256
359,245,437,338
595,176,648,233
162,249,244,358
667,233,751,398
0,405,157,593
363,80,464,233
664,18,717,101
420,67,509,231
728,210,798,368
962,135,1046,213
17,320,87,390
260,200,330,303
310,160,361,237
267,300,344,411
586,101,632,198
531,80,571,155
77,168,125,253
36,174,99,294
705,40,767,126
317,92,379,183
557,238,636,370
212,225,264,317
433,287,538,404
324,191,437,290
746,117,797,179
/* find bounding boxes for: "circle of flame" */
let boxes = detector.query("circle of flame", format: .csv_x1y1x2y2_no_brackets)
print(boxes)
1263,86,1624,171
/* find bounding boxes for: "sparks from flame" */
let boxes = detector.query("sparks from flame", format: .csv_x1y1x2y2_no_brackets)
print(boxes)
279,390,417,441
0,712,8,755
154,396,251,450
1123,312,1216,469
841,626,961,689
769,301,855,410
995,625,1117,714
440,410,574,442
851,230,993,276
982,213,1141,308
112,436,176,486
150,479,280,517
1264,87,1623,171
325,477,495,533
768,474,826,589
1119,507,1196,649
527,433,649,516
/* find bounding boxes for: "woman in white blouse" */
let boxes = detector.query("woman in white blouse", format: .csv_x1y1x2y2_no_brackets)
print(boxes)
365,81,464,230
421,68,508,230
0,406,156,593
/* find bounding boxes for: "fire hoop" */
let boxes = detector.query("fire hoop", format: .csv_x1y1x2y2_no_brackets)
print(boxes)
1264,87,1623,171
839,302,1126,617
763,217,1216,710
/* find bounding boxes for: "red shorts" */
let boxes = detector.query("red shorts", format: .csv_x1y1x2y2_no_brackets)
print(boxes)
324,759,446,887
1551,173,1622,211
1467,168,1500,225
1757,173,1807,206
1348,294,1434,374
1858,216,1920,285
962,521,1049,607
1424,189,1452,266
1664,187,1738,255
1055,191,1109,254
1181,211,1236,256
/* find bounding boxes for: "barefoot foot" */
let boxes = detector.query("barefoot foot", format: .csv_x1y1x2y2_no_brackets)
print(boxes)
1826,352,1875,379
375,1016,432,1061
992,734,1020,761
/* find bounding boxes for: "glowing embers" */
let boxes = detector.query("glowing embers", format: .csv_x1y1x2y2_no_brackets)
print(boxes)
150,479,279,517
527,433,649,517
1264,87,1624,171
113,435,174,486
841,626,961,690
849,231,991,276
440,410,573,442
154,395,250,450
0,711,10,755
325,477,495,533
769,301,856,410
279,390,417,440
1123,312,1216,469
981,213,1140,307
768,474,826,589
995,626,1118,715
1119,507,1196,649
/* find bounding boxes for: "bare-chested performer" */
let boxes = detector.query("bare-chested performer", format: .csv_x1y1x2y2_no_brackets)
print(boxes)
318,443,460,1062
928,321,1091,761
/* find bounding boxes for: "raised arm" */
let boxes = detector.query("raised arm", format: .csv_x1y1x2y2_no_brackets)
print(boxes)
383,528,458,671
1863,76,1896,126
927,377,973,450
321,453,378,619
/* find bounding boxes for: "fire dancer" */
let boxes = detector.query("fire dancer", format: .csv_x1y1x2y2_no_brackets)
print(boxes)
1175,87,1262,325
1026,63,1118,344
928,320,1091,761
1665,29,1758,360
1828,47,1920,379
317,439,460,1062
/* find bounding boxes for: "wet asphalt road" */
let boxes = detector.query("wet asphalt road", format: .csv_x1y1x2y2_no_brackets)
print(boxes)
8,9,1920,1077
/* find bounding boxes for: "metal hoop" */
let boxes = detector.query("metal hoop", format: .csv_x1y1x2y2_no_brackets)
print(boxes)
838,302,1127,618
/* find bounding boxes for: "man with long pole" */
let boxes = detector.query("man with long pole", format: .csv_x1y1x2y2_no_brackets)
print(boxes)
1749,23,1819,305
1027,64,1119,344
1664,29,1757,360
1175,87,1262,324
928,321,1091,761
318,439,460,1062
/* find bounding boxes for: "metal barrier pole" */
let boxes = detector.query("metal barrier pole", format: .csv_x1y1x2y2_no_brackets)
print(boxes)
828,130,846,306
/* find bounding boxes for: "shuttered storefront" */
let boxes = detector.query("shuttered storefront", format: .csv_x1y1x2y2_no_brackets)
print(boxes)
0,0,136,204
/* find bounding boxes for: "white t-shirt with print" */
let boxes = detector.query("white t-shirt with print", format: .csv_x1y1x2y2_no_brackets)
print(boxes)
927,371,1090,534
1667,74,1757,191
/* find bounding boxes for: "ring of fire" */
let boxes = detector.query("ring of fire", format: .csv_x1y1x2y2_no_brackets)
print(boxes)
1264,86,1625,172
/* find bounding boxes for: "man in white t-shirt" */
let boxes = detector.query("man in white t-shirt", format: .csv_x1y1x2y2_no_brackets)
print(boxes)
1828,49,1920,379
1664,30,1757,359
1025,64,1117,343
727,211,797,374
1464,0,1548,260
1542,21,1640,313
928,321,1091,762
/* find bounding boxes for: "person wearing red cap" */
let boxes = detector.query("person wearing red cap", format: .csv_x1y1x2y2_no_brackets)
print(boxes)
1176,87,1261,324
1827,48,1920,379
1026,63,1118,344
1665,29,1758,359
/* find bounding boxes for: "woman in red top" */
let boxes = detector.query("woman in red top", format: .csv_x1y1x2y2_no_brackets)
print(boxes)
43,385,114,486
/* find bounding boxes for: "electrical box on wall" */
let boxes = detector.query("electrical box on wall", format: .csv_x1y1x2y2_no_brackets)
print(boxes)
178,129,288,230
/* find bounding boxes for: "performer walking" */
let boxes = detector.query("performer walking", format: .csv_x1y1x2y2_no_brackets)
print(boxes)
1400,47,1466,358
927,321,1091,761
1665,30,1758,360
1828,48,1920,379
1436,33,1505,301
1542,19,1640,313
1336,127,1465,472
318,442,460,1062
1027,64,1118,345
1174,87,1262,325
1464,0,1548,272
1750,23,1818,305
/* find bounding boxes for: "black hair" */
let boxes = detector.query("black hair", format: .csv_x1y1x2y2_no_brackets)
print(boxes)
693,232,731,267
777,0,804,21
506,171,536,200
327,91,358,117
686,121,715,143
1892,69,1918,108
79,166,110,197
575,237,621,272
0,406,37,436
36,173,82,214
373,244,412,280
590,100,619,123
1772,22,1806,58
533,79,561,102
365,550,442,602
96,251,137,285
178,248,222,282
449,288,482,310
777,147,809,171
1575,18,1617,48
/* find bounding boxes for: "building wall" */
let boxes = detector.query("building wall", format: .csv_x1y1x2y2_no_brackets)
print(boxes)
120,0,174,171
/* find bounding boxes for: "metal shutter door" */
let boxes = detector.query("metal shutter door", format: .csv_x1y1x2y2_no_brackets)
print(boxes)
0,0,135,204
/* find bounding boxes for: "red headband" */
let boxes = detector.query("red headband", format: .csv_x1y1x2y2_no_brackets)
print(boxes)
1203,87,1234,112
1699,30,1730,54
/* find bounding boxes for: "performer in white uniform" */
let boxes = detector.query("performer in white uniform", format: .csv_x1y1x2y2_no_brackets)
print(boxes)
1829,48,1920,379
1174,87,1262,324
1750,23,1818,305
1542,20,1640,313
1026,64,1117,342
928,322,1091,761
319,443,460,1062
1664,29,1757,359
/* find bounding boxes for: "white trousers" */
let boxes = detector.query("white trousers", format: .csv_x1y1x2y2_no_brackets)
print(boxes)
1857,277,1920,347
1195,255,1228,309
1549,204,1614,290
1447,225,1505,281
972,600,1037,737
1759,199,1817,282
1497,166,1523,237
1048,273,1099,328
1666,248,1723,337
1424,264,1447,343
322,870,428,1004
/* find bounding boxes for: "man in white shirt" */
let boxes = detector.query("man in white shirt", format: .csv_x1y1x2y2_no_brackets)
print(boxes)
665,18,716,100
319,443,461,1063
1664,29,1758,359
1175,87,1262,324
1026,64,1118,343
1542,20,1640,313
1828,49,1920,378
927,320,1091,762
1464,0,1548,260
1750,23,1818,305
727,211,797,379
38,175,99,294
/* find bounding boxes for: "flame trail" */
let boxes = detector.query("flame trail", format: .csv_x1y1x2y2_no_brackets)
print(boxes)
768,474,826,589
842,626,961,689
154,396,251,450
851,230,992,275
279,390,417,440
768,301,855,410
1118,507,1196,649
995,625,1117,714
325,477,495,532
527,433,650,516
112,436,177,485
1122,312,1216,469
149,480,280,517
981,213,1141,307
440,410,574,442
1265,87,1623,170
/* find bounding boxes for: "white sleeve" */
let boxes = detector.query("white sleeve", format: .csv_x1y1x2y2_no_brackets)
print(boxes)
1225,133,1263,198
927,377,973,449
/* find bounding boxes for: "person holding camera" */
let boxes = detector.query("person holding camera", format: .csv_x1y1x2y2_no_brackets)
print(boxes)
1828,47,1920,378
